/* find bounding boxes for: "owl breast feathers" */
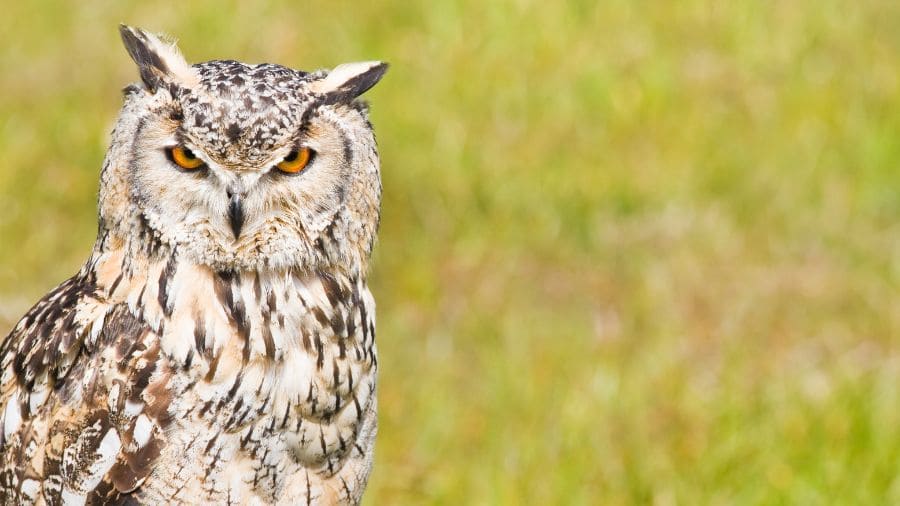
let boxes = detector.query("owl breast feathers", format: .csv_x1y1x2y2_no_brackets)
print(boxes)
0,25,387,505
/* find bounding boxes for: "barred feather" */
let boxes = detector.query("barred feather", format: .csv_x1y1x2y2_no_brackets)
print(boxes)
0,24,385,505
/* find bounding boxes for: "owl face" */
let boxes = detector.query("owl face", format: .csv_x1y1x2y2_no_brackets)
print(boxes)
108,27,387,273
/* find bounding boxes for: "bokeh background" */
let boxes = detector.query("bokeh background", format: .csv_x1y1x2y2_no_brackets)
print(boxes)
1,1,899,503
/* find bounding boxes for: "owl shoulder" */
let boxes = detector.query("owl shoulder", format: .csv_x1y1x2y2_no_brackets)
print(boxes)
0,271,167,503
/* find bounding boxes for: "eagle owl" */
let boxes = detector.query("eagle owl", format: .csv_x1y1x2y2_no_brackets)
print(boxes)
0,26,387,505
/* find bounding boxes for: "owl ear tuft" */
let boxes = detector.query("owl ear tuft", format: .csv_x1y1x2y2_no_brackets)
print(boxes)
119,25,198,93
313,61,388,103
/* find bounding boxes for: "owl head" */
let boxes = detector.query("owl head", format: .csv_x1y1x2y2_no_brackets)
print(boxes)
99,26,387,275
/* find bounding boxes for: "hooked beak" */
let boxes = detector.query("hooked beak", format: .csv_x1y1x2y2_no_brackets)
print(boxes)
228,193,244,239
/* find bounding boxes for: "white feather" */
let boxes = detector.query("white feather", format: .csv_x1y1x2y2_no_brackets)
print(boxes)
2,391,22,441
133,414,153,447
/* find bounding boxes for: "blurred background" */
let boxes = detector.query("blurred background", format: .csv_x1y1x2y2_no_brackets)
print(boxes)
1,0,899,503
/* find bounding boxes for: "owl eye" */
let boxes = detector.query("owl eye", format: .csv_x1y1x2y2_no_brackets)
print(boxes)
166,146,205,170
275,147,313,174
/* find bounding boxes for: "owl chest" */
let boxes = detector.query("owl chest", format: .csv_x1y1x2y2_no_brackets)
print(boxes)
154,270,377,470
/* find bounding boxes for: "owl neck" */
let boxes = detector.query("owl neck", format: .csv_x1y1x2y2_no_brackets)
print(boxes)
81,236,371,388
87,224,365,324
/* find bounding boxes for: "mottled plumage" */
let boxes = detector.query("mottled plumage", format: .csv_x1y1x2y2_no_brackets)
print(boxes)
0,26,387,505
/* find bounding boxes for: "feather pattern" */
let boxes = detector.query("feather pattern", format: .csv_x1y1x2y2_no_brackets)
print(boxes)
0,242,378,504
0,25,386,505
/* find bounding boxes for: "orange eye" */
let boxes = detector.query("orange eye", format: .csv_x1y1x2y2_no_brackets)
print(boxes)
276,147,313,174
167,146,205,170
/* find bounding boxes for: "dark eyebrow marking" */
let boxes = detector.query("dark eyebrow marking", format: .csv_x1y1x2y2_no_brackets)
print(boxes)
174,129,191,146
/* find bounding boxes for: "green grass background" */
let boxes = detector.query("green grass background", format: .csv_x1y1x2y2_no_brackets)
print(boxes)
2,1,899,503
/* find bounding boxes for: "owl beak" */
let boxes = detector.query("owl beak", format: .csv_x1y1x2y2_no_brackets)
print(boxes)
228,194,244,239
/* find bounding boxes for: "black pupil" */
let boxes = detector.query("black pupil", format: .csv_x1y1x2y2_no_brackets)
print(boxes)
182,148,196,159
284,151,298,162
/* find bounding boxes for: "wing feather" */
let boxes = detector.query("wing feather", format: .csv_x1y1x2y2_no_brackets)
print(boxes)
0,273,169,504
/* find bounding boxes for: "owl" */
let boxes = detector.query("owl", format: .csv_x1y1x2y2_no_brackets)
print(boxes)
0,25,387,505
